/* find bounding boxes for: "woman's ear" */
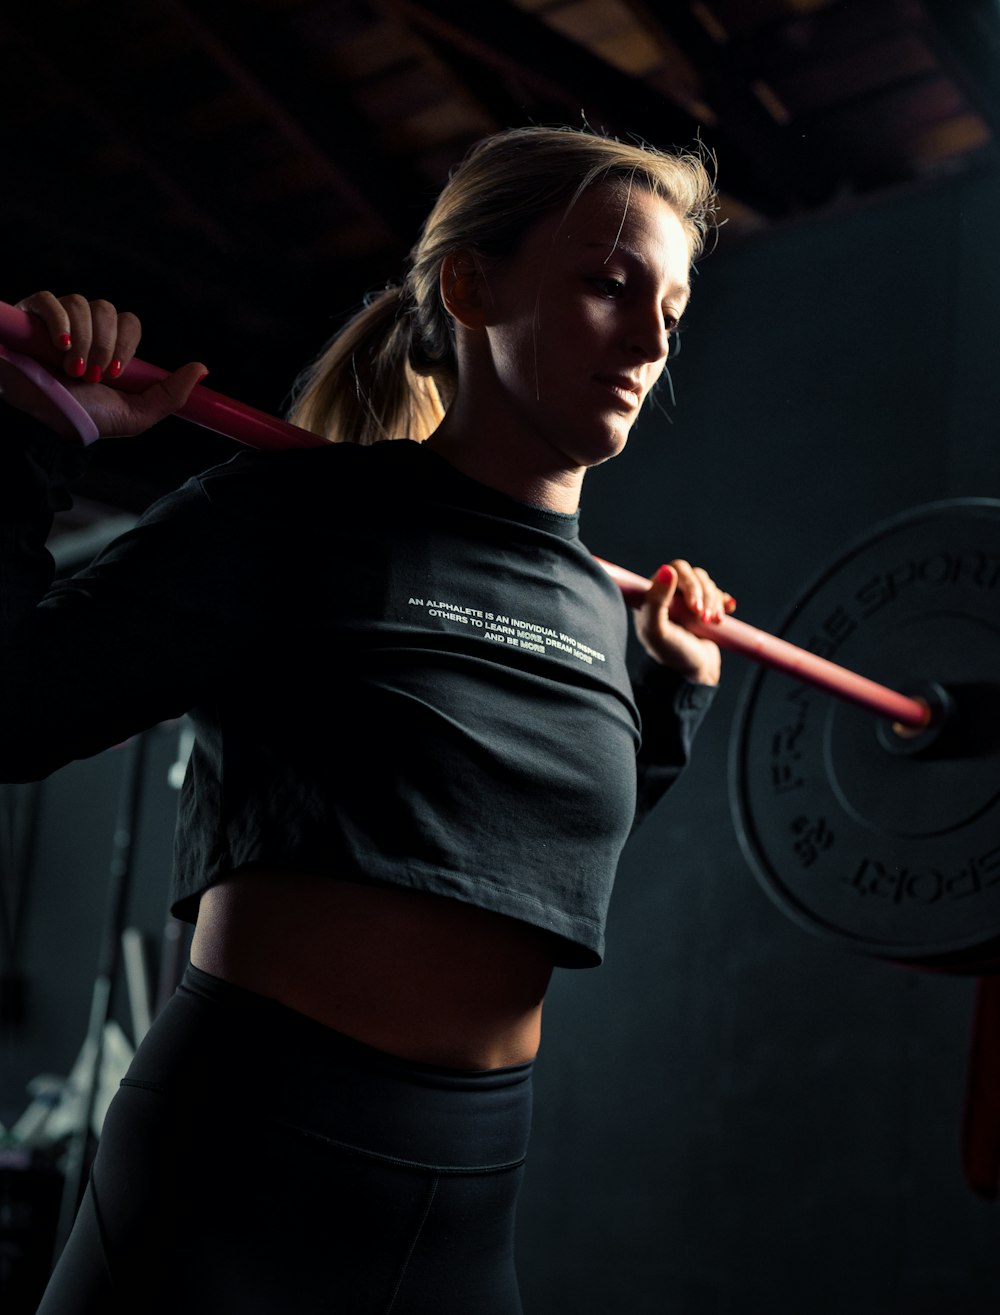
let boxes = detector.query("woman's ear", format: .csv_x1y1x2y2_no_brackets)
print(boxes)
439,251,489,329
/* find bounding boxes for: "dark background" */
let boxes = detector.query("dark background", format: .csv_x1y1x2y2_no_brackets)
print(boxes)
2,1,1000,1310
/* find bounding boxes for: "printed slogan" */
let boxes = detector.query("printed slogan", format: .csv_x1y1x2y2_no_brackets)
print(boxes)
407,597,606,665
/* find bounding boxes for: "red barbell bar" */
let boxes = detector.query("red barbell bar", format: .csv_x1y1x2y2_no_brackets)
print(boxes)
0,299,931,731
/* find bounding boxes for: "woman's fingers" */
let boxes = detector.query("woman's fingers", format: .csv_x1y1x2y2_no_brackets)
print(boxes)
85,301,142,380
692,566,735,625
15,292,143,383
16,290,74,362
665,559,735,625
108,309,141,379
667,559,710,622
82,299,115,380
59,293,94,377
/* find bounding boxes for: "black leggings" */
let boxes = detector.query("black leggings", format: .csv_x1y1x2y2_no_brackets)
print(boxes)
38,965,534,1314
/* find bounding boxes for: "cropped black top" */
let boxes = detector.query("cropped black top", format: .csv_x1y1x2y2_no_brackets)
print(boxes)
0,426,714,966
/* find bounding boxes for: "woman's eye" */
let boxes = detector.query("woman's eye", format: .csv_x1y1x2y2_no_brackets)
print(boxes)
591,277,626,298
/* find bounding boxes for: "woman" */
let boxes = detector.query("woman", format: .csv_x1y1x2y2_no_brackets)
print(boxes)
1,126,732,1312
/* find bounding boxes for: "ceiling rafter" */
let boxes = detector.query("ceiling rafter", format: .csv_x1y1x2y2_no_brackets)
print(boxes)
364,2,522,149
382,0,792,216
158,0,408,252
620,0,835,208
906,0,1000,161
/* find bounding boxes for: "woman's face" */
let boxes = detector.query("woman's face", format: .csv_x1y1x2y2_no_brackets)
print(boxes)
477,183,692,472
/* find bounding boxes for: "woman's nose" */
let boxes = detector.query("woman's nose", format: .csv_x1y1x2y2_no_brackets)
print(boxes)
628,303,671,362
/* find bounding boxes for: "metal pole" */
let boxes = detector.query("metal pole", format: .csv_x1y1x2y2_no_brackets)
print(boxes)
52,731,150,1265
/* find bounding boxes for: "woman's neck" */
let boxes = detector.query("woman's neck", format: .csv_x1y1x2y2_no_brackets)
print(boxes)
424,405,585,515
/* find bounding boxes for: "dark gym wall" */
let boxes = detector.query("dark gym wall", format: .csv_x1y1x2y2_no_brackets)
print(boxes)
1,730,187,1131
3,165,999,1311
517,165,1000,1312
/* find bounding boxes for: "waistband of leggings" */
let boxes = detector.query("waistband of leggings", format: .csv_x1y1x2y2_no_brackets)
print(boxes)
120,964,534,1173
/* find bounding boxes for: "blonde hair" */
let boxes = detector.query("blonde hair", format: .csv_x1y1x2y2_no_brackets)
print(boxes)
288,126,716,444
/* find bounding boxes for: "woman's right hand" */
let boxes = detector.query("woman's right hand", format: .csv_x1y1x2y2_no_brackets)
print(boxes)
0,291,207,441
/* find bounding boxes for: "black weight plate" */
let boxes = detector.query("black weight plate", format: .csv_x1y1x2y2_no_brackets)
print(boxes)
729,499,1000,964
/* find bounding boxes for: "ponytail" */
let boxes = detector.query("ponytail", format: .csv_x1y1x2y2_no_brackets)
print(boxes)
287,285,452,445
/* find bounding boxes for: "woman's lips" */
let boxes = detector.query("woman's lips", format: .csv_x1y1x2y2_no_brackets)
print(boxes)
593,375,642,407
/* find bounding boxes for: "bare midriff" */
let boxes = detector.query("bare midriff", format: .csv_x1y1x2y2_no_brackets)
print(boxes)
190,868,555,1072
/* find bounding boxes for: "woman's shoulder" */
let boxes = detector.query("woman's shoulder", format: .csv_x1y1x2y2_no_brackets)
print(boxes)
195,438,425,509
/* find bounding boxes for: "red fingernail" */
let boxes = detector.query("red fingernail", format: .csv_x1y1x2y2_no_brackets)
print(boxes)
654,564,674,585
57,333,72,351
84,363,103,384
69,356,86,378
107,358,123,380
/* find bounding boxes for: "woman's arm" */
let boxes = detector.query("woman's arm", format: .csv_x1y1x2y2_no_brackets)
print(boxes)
630,660,717,828
0,294,214,781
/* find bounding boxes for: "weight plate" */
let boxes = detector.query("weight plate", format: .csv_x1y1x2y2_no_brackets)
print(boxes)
729,499,1000,964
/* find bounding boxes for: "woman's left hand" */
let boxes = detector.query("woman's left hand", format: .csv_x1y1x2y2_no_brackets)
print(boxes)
633,560,735,686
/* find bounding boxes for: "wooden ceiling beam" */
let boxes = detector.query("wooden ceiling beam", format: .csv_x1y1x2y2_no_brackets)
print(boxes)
159,0,428,256
622,0,840,208
909,0,1000,158
383,0,792,217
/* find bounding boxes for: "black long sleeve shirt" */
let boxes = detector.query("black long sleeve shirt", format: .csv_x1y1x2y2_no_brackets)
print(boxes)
1,425,714,965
